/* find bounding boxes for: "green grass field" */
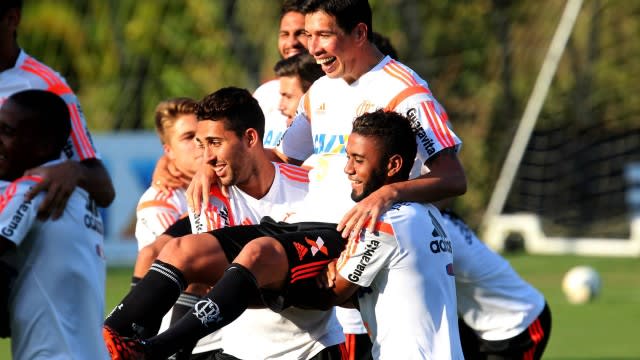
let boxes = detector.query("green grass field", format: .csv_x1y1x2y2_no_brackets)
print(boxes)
2,254,639,358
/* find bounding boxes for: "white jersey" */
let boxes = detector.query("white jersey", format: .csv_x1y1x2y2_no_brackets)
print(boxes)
135,187,188,250
190,162,344,360
443,212,546,341
134,186,221,353
0,50,99,161
337,202,463,360
280,56,461,224
0,173,108,359
254,79,288,149
279,56,461,339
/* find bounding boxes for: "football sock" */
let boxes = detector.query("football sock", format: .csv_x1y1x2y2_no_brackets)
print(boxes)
104,260,186,337
146,263,259,358
170,292,202,359
130,276,141,289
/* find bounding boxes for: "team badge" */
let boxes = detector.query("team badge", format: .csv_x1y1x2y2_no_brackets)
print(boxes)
193,299,222,326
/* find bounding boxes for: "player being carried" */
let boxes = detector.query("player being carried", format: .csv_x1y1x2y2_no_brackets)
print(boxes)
104,109,464,359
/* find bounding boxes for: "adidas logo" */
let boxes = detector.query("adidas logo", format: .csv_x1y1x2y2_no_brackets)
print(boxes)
294,242,308,260
316,103,326,113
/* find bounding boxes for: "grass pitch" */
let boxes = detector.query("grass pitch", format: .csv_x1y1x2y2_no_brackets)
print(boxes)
1,254,639,358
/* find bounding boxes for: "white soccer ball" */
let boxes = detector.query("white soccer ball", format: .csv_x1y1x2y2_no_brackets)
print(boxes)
562,265,601,304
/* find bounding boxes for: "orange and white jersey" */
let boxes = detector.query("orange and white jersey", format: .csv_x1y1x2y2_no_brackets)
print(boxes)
279,56,461,224
0,171,108,359
254,79,288,149
190,162,309,231
190,162,344,360
442,212,546,341
134,187,188,249
0,50,98,161
337,202,463,360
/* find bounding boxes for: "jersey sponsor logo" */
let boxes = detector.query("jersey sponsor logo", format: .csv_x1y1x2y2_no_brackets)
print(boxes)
305,236,328,256
406,108,436,155
347,239,381,282
263,130,284,147
446,262,455,276
193,298,222,326
84,214,104,235
429,210,452,254
1,200,32,238
313,133,348,155
294,242,309,260
192,211,205,233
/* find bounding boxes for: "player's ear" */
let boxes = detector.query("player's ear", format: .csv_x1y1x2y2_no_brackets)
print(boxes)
5,7,21,32
386,154,402,178
245,128,259,147
163,143,175,160
354,23,368,44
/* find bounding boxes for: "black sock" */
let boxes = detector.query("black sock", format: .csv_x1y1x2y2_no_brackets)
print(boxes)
146,263,259,358
130,276,141,289
170,292,201,360
104,260,186,337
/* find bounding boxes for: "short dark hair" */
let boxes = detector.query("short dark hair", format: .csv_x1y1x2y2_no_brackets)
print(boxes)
8,89,71,159
0,0,22,17
351,109,416,180
301,0,373,40
196,87,265,140
371,32,398,60
280,0,305,18
274,53,324,93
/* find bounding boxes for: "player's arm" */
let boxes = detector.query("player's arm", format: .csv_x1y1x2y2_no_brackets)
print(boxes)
133,217,192,278
151,155,191,194
338,97,466,237
24,158,115,219
271,99,314,166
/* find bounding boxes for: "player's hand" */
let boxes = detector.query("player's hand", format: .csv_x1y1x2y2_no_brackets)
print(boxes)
337,184,396,239
24,160,83,220
187,165,222,214
152,155,187,195
316,259,338,289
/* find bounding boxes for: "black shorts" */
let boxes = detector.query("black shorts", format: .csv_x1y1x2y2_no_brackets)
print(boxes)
459,303,552,360
207,217,346,311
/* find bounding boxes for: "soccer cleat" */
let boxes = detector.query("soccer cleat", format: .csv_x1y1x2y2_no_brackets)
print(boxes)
103,326,147,360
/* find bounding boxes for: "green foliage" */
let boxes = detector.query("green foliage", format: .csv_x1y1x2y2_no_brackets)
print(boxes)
14,0,640,227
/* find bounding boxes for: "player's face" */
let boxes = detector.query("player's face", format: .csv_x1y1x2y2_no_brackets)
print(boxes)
278,75,304,125
345,133,388,202
0,100,35,180
165,114,202,179
195,119,252,187
305,11,359,83
278,11,307,59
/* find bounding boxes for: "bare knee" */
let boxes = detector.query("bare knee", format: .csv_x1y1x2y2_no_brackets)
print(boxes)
158,234,228,285
235,237,288,289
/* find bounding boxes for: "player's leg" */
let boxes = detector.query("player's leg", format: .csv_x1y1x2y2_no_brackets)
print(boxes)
104,232,227,338
144,236,288,358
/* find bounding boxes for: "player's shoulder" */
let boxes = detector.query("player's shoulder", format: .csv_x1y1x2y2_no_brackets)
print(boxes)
16,52,69,86
275,162,310,185
253,79,280,101
136,186,185,211
384,201,441,225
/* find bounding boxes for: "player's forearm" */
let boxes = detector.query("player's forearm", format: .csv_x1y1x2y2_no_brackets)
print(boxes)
78,158,115,207
391,151,467,204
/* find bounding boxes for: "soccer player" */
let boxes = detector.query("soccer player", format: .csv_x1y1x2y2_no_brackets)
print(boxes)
133,98,221,358
106,87,344,360
443,211,552,359
370,29,553,359
105,110,464,359
0,90,108,359
0,0,114,217
255,0,308,149
274,52,325,127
